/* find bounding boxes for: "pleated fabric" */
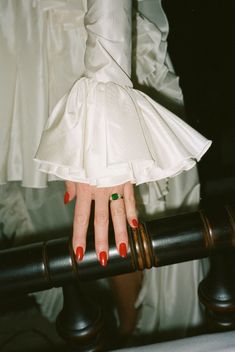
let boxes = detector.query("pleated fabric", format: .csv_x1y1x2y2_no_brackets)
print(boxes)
35,77,211,186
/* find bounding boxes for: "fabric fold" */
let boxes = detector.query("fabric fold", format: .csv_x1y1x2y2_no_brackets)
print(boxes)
134,12,184,117
34,77,211,187
84,0,132,86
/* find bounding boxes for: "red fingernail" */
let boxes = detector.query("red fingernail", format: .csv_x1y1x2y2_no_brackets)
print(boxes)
132,219,139,228
76,246,84,261
99,251,107,267
64,192,70,204
119,243,127,258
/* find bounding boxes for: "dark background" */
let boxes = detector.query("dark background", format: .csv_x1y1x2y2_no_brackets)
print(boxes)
163,0,235,201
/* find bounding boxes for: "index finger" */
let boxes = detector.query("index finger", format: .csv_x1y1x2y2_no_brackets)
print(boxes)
72,183,92,261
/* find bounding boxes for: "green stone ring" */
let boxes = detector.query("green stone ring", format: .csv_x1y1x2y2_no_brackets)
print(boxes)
109,193,123,201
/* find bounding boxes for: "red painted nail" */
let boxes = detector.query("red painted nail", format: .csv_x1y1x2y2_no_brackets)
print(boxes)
76,246,84,261
131,219,139,228
64,191,70,204
119,243,127,258
99,251,107,267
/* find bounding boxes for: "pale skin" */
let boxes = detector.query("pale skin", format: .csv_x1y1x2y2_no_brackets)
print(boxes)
65,180,138,263
65,180,142,335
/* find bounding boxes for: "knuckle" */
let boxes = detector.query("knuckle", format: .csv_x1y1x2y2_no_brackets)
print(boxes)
72,236,85,247
125,195,135,204
95,210,109,226
112,206,125,217
77,183,91,196
115,230,128,241
74,213,89,227
95,239,107,247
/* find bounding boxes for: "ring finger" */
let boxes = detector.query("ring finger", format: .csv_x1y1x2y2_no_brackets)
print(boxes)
110,191,128,258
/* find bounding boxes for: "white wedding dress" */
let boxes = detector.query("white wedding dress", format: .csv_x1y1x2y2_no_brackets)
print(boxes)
0,0,211,337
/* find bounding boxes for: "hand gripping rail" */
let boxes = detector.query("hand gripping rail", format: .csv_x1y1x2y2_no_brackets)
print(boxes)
0,205,235,295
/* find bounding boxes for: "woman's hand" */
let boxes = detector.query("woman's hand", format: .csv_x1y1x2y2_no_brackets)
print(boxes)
64,181,138,266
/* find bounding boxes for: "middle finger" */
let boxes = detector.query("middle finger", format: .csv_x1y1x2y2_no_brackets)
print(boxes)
94,189,109,266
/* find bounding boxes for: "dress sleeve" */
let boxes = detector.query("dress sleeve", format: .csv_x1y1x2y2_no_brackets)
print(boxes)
84,0,132,86
34,0,211,187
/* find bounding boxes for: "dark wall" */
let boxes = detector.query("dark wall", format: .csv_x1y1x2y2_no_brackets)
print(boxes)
163,0,235,199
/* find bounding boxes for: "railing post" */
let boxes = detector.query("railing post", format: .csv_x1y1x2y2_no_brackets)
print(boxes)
199,252,235,331
56,282,105,351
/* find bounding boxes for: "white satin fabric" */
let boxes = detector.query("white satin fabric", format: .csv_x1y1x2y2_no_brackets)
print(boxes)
134,12,184,117
0,0,211,189
34,0,211,187
0,0,211,338
0,0,87,187
35,77,210,187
